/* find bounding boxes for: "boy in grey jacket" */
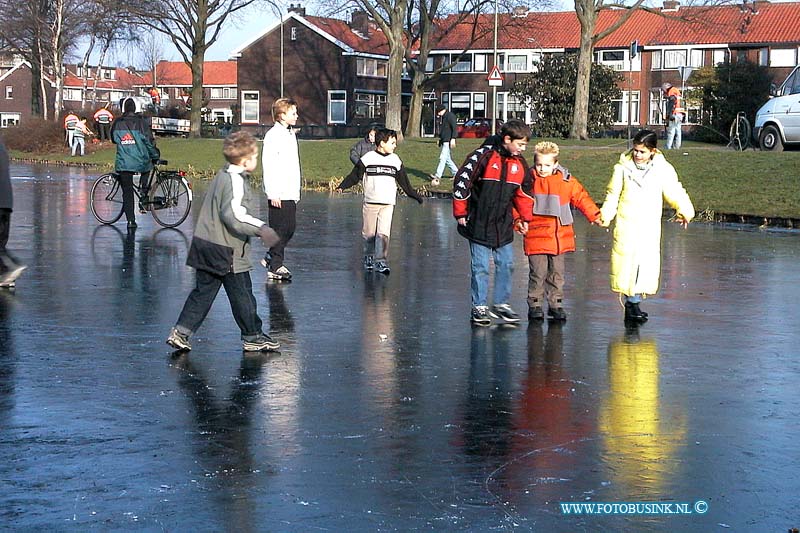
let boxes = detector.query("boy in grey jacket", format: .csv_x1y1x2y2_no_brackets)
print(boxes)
167,132,281,353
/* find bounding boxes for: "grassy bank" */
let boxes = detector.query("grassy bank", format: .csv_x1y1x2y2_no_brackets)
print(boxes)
10,136,800,220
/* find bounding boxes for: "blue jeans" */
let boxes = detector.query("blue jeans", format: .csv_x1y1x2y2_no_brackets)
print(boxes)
666,115,683,149
469,241,514,307
435,143,458,179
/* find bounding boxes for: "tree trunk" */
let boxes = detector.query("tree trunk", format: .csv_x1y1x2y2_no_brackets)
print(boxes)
92,42,111,108
385,21,405,142
190,53,205,138
405,72,426,139
570,16,595,140
51,0,65,121
37,40,48,120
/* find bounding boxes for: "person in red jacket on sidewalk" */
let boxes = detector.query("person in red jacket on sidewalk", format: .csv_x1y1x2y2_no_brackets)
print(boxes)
517,141,601,321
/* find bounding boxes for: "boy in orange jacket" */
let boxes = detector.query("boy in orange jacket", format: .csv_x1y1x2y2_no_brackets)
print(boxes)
518,141,601,321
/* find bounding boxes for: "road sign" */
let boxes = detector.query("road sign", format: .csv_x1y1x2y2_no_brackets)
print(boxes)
487,65,504,87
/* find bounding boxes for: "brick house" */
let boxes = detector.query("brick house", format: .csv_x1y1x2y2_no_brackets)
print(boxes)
232,5,409,137
233,1,800,137
0,60,55,127
134,60,238,123
62,65,139,113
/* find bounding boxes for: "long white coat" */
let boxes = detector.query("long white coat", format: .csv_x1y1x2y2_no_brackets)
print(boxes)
600,150,694,296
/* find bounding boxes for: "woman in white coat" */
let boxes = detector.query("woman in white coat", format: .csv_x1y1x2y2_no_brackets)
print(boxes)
600,130,694,323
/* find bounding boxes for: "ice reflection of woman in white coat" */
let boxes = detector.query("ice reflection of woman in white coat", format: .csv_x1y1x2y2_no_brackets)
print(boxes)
599,130,694,323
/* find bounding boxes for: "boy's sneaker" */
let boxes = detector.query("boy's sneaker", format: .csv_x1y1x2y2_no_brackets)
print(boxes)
471,305,492,326
267,265,292,281
0,265,26,287
260,254,271,269
528,306,544,320
166,328,192,352
490,303,521,324
374,260,390,274
0,281,15,289
242,334,280,352
363,255,375,270
547,307,567,321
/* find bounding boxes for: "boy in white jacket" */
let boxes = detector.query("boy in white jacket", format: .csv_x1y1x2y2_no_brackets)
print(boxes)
261,97,301,281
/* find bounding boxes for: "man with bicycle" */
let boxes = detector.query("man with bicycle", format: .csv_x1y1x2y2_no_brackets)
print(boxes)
111,98,160,230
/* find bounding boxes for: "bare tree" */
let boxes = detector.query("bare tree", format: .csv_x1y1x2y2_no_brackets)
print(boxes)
125,0,274,137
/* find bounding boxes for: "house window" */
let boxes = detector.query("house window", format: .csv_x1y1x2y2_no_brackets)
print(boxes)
291,27,297,41
64,88,82,101
689,49,703,68
241,91,259,123
611,91,640,125
502,54,528,73
712,49,727,65
357,57,388,78
442,92,486,122
328,90,346,124
210,87,236,99
473,54,488,73
1,112,21,127
758,48,769,66
354,92,386,119
4,86,11,99
663,49,687,69
424,56,434,72
770,48,797,67
651,50,662,70
103,69,114,80
595,49,637,71
450,54,472,73
498,92,531,123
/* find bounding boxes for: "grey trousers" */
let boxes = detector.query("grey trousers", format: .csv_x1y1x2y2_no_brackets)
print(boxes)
527,253,565,309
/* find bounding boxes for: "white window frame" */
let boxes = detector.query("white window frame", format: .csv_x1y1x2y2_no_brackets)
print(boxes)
497,92,532,123
241,90,260,124
357,57,388,78
473,54,488,73
328,90,347,124
4,86,12,99
449,53,472,73
611,91,640,125
63,88,82,101
291,27,297,41
210,87,237,100
1,112,21,128
689,49,704,68
502,53,529,73
770,48,797,68
712,49,727,66
651,50,662,70
663,49,687,69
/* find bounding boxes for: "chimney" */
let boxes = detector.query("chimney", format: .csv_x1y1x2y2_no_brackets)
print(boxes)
512,6,530,17
287,3,305,16
350,10,370,36
663,0,680,10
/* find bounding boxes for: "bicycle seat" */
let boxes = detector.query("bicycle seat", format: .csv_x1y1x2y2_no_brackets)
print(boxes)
156,159,169,165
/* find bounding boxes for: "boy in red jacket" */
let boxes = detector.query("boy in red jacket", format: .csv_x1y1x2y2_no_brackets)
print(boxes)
519,141,601,321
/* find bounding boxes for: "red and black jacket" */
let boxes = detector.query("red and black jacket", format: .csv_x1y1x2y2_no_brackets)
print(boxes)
453,138,534,248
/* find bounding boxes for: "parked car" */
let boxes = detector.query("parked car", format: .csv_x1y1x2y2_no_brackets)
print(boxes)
457,118,502,138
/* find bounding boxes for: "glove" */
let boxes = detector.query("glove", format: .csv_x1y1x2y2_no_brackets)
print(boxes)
258,225,280,248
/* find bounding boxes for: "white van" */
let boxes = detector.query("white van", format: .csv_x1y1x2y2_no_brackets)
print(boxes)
753,65,800,151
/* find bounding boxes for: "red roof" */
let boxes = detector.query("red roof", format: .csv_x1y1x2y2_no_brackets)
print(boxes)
433,2,800,50
63,67,143,89
136,60,237,86
304,15,391,54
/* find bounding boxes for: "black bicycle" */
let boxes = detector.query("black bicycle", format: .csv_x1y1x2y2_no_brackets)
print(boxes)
90,160,193,228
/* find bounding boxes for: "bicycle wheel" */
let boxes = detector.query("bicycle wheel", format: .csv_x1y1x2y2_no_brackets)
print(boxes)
90,173,124,224
728,115,751,151
151,176,192,228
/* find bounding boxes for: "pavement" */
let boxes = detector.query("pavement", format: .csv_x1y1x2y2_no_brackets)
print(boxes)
1,162,799,531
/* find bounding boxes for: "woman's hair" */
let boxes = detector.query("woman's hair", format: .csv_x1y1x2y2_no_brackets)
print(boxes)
633,129,658,150
534,141,560,160
500,119,531,141
223,131,258,164
123,98,136,114
272,97,298,122
375,127,397,146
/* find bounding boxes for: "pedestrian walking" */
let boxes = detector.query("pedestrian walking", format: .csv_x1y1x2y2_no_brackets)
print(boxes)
0,138,26,289
599,129,694,323
337,128,423,274
453,119,534,326
261,97,301,282
519,141,601,322
429,105,459,185
166,131,281,353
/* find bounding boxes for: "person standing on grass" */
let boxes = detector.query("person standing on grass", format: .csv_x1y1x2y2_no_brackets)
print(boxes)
93,106,114,142
166,132,281,353
453,119,534,327
599,129,694,324
0,138,26,289
337,128,423,274
429,105,459,185
261,97,301,282
71,117,93,157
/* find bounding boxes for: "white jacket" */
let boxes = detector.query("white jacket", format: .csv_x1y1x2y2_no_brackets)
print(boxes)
262,123,301,201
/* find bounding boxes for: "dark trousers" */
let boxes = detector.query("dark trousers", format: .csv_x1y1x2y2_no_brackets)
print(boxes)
118,171,137,223
267,200,296,271
175,269,263,340
0,209,20,275
97,122,111,141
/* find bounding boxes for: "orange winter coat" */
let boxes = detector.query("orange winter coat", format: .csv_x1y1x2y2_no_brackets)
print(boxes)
519,167,601,256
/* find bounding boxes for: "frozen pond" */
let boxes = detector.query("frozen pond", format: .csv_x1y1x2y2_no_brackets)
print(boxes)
1,163,799,530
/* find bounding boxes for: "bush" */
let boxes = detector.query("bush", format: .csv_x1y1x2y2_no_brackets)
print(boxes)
2,117,67,153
